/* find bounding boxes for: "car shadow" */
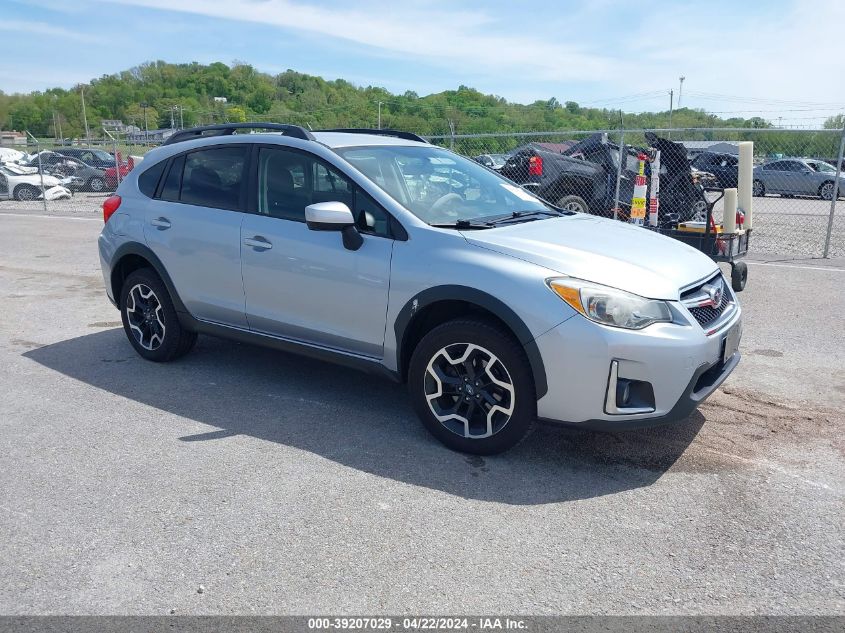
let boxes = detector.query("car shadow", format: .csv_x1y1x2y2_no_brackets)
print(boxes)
24,329,705,505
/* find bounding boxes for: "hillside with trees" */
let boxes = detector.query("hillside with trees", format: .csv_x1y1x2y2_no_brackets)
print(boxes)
1,61,842,158
2,60,781,138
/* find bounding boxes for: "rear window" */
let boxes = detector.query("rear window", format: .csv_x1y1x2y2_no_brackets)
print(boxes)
138,160,166,198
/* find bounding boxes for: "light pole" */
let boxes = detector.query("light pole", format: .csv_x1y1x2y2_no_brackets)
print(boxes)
377,101,383,129
667,89,674,138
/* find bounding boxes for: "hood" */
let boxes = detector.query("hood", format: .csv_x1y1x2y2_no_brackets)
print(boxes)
464,214,718,300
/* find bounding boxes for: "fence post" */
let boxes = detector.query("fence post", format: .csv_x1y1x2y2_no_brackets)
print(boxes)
25,131,48,213
822,123,845,259
612,129,625,221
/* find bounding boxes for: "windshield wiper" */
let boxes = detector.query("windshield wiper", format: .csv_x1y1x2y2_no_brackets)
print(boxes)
484,209,563,226
430,219,492,230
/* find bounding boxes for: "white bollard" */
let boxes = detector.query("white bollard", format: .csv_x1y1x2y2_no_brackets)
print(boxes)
723,187,737,233
738,142,753,230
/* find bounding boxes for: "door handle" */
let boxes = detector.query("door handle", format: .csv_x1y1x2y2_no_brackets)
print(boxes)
244,236,273,250
150,217,171,229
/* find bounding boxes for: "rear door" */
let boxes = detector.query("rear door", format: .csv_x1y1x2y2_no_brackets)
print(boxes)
240,146,393,357
143,145,249,328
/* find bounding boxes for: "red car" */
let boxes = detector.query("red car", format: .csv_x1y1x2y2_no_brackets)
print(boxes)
103,155,137,189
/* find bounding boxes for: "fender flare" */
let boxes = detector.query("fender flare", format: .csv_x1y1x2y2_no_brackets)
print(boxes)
110,242,189,315
394,285,548,399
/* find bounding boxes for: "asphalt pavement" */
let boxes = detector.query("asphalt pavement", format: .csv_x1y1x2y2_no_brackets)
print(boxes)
0,212,842,615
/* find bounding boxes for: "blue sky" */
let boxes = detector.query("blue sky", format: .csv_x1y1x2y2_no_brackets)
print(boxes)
2,0,843,126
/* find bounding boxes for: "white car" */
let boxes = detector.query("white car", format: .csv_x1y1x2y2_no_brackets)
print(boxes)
0,164,61,201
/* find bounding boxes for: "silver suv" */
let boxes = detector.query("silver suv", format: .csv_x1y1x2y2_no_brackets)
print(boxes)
98,123,742,454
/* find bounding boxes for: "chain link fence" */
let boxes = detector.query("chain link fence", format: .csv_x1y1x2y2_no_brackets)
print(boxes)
1,127,843,259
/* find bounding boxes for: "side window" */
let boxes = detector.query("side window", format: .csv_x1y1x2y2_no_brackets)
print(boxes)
786,161,806,172
257,148,311,221
312,161,353,208
160,155,185,202
138,160,166,198
353,189,391,238
180,146,247,211
765,162,782,171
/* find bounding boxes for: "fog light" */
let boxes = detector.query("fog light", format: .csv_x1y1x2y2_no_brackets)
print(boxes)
605,361,656,415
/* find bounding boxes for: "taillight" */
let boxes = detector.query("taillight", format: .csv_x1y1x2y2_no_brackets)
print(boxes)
103,195,121,223
528,155,543,176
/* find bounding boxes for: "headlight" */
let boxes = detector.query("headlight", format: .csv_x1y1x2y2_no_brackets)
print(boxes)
548,278,672,330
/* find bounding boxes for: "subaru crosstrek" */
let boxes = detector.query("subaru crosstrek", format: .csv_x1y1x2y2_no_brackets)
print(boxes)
98,123,742,454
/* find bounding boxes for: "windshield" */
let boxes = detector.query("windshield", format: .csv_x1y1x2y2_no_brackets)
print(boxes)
809,161,836,173
335,145,553,224
92,149,112,161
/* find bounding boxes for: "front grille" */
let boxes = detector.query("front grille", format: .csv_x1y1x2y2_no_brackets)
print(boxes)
688,289,730,326
681,275,733,329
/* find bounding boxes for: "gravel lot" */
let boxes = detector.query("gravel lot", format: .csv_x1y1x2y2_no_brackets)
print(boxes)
0,211,843,615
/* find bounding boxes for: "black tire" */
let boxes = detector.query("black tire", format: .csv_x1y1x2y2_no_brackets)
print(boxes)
87,176,106,192
13,184,39,201
408,319,536,455
119,267,196,362
819,181,836,201
752,180,765,197
731,261,748,292
555,194,588,213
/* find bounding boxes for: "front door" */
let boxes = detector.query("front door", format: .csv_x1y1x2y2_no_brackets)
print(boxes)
240,146,393,357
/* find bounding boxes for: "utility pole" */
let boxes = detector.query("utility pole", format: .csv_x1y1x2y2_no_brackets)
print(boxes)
81,86,91,147
449,119,456,150
667,89,674,139
377,101,383,129
141,102,149,145
170,106,175,129
678,76,685,108
179,105,184,129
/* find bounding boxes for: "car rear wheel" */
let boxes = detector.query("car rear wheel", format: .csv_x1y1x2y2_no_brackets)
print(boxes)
119,268,197,362
13,184,39,201
752,180,765,197
408,319,536,455
87,176,105,192
555,195,588,213
819,181,836,201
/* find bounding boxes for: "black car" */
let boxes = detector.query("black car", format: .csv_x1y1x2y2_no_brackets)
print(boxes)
22,152,108,192
52,147,117,170
499,132,708,223
692,151,738,189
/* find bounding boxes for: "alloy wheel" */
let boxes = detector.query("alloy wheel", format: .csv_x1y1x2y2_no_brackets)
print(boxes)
17,187,35,201
125,283,166,351
424,343,515,439
820,182,834,200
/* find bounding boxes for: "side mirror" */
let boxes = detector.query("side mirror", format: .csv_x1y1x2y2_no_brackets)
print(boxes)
305,201,363,251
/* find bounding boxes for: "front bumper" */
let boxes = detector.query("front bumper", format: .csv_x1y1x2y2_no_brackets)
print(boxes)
533,301,741,429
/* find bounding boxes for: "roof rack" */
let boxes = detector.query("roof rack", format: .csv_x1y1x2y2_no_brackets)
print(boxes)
162,122,315,146
317,128,429,144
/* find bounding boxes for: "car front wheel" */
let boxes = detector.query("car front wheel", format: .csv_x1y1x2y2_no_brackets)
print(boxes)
408,319,536,454
119,268,197,362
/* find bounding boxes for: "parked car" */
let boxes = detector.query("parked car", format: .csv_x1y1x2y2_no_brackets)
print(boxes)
753,158,845,200
0,163,61,200
691,151,738,189
103,162,133,189
20,152,108,192
99,123,741,455
53,147,117,170
473,153,508,170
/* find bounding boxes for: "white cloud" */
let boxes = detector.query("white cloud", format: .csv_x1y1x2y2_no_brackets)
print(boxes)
0,19,89,41
102,0,624,83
